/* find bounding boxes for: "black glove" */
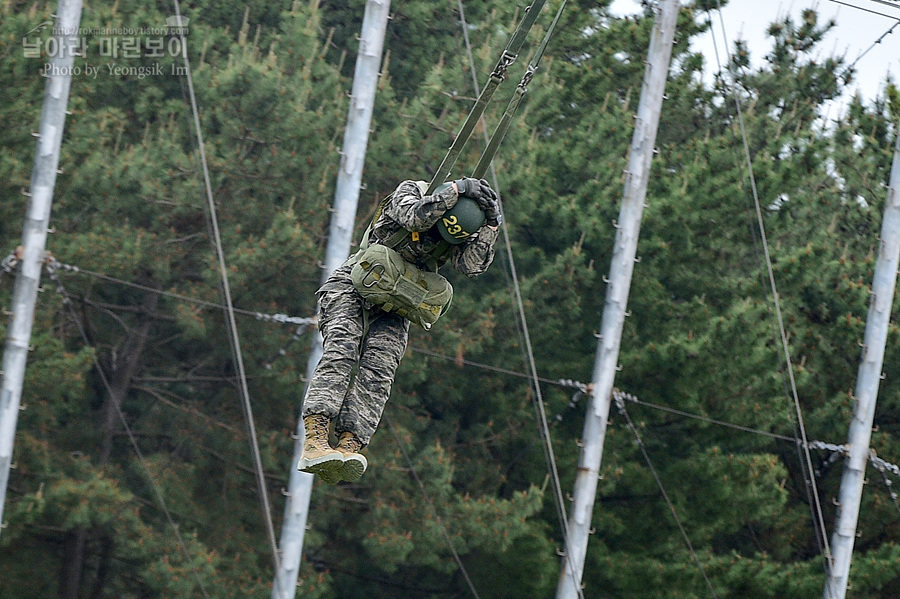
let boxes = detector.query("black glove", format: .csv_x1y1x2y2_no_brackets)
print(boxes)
453,178,501,227
473,179,501,227
453,177,491,200
481,197,501,227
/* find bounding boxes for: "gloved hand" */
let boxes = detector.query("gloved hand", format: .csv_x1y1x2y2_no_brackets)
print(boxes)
475,181,502,227
453,177,492,200
453,178,501,227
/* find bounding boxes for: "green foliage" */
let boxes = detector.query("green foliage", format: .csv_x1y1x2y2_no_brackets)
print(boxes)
3,0,900,598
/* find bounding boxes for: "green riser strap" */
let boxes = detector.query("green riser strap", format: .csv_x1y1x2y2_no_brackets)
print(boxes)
426,0,549,194
473,0,568,178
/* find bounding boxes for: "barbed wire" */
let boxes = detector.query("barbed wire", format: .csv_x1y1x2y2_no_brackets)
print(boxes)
871,453,900,478
809,441,848,455
7,253,318,327
870,453,900,515
1,250,19,274
412,343,900,524
808,441,900,476
868,455,898,514
808,442,900,515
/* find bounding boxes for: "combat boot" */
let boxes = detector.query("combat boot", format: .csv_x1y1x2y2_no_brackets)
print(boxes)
335,431,368,483
297,414,343,484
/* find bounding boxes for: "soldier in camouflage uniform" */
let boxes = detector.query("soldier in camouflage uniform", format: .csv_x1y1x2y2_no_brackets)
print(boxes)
299,177,501,484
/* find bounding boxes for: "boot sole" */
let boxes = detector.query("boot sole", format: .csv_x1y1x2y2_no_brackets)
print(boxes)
338,453,368,483
298,452,344,485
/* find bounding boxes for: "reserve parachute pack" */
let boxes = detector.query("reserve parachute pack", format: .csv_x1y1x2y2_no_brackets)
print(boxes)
350,182,454,330
351,243,452,330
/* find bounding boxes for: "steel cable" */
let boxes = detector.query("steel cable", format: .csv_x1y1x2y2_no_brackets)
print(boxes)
170,0,282,578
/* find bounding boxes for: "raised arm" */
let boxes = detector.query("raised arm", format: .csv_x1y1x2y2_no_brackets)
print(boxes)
383,180,459,232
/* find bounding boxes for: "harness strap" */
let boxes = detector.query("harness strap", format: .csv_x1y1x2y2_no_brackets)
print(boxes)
358,195,452,273
425,241,452,272
383,227,411,249
358,193,392,251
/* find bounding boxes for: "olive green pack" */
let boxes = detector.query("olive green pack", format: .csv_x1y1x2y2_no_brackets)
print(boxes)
350,243,452,330
349,188,453,330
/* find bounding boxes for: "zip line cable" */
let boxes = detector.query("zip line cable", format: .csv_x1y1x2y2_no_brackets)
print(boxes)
46,262,212,599
828,0,900,21
170,0,281,577
707,2,835,580
454,0,532,404
383,415,482,599
704,5,809,458
486,18,581,574
864,0,900,12
613,390,721,599
453,4,584,595
839,18,900,78
717,35,837,593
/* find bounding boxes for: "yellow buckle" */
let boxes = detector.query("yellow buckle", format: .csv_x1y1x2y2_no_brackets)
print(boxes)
411,231,420,242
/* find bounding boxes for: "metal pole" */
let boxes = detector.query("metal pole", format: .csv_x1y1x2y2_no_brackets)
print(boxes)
823,126,900,599
0,0,83,535
555,0,678,596
272,1,391,596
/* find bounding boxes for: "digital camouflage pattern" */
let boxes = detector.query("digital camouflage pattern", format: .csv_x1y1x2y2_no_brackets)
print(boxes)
302,263,409,445
301,180,499,444
374,180,499,275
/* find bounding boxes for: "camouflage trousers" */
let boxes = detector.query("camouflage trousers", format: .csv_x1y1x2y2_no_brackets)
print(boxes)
302,264,409,446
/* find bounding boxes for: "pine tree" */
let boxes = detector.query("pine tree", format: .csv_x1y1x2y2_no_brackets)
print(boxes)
3,0,900,597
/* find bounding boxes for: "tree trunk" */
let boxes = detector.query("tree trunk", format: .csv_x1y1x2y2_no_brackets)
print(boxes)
59,528,85,599
89,534,113,599
100,289,160,465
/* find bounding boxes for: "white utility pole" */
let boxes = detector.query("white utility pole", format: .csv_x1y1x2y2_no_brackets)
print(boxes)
555,0,678,596
823,126,900,599
271,1,391,596
0,0,84,535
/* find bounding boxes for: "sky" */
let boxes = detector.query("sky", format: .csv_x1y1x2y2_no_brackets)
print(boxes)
610,0,900,106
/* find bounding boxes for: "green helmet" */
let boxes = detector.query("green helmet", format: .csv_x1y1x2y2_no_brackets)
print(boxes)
435,194,486,245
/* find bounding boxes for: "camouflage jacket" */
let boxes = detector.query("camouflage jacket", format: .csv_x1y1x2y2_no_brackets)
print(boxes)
368,180,499,277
